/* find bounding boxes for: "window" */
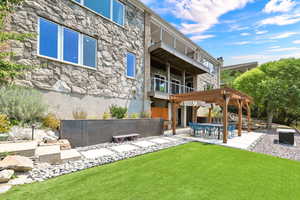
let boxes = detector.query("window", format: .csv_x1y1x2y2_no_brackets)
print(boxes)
113,0,124,25
126,52,136,78
38,18,97,68
63,28,79,63
154,74,166,93
171,79,181,94
39,18,58,59
83,36,97,68
74,0,124,26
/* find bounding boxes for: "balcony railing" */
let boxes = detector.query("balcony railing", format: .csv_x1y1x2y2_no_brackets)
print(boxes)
151,77,195,95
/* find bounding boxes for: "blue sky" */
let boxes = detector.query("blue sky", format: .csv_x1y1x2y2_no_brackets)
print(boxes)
141,0,300,66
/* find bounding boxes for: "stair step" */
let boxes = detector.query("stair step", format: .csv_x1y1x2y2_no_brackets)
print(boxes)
60,149,81,162
0,141,37,157
36,145,61,164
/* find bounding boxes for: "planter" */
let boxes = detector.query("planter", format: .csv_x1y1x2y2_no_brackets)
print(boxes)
0,133,9,141
60,118,164,147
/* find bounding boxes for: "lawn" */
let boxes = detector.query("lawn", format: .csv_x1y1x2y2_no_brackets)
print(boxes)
2,142,300,200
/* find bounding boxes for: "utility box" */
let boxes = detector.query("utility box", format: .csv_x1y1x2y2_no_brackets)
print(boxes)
277,129,296,145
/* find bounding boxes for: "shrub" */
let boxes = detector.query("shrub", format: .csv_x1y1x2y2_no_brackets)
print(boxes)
43,113,60,131
140,112,151,118
72,107,87,120
130,113,139,119
109,104,127,119
0,114,11,133
0,86,48,124
102,112,111,120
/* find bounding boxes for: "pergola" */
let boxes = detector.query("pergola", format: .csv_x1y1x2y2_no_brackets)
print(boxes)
170,87,253,143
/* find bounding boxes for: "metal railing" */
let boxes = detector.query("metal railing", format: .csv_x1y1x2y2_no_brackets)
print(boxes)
151,77,195,95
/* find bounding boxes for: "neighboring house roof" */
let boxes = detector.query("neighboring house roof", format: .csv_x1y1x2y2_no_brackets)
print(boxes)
129,0,222,66
222,62,258,71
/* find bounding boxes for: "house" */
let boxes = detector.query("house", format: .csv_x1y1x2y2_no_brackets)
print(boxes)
221,62,258,86
8,0,222,127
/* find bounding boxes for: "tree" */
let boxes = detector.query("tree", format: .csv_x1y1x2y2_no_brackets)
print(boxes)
220,69,243,87
0,0,34,84
233,58,300,128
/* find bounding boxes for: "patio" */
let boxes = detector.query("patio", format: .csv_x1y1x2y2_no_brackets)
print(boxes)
171,87,253,143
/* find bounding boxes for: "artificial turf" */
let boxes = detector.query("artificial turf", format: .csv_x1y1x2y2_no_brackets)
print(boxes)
2,142,300,200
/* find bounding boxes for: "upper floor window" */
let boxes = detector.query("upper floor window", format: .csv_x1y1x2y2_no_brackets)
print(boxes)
38,18,97,68
74,0,125,26
126,52,136,78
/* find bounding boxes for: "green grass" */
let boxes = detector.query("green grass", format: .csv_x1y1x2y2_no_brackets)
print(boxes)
2,142,300,200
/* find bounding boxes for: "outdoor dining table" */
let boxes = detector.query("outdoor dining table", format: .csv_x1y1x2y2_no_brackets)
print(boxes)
199,123,223,139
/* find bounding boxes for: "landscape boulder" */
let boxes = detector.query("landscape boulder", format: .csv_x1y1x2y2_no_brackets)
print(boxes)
0,170,14,183
0,156,33,172
8,126,58,143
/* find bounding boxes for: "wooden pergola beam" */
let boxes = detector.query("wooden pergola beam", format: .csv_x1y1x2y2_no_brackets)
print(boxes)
208,104,213,123
237,99,243,137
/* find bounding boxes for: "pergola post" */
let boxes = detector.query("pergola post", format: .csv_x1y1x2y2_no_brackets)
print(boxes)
246,103,251,132
192,106,200,123
208,104,213,123
172,102,179,135
237,100,243,137
223,95,230,143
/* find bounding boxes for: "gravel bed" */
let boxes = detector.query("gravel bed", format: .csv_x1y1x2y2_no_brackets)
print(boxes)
252,131,300,161
29,136,190,182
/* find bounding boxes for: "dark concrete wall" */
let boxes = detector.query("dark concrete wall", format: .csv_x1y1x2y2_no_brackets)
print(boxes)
60,119,164,147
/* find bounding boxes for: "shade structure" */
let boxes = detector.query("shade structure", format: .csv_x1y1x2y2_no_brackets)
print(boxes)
170,87,253,143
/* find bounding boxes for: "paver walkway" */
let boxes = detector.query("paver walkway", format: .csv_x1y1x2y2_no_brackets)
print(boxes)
110,144,138,153
178,131,264,150
81,148,115,159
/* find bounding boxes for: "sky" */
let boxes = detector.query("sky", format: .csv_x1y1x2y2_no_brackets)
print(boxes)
141,0,300,66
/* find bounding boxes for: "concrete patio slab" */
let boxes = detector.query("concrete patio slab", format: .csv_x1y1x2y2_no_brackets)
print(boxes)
0,141,37,157
132,141,156,148
81,148,115,159
111,144,138,153
149,138,170,144
163,137,179,142
178,131,264,150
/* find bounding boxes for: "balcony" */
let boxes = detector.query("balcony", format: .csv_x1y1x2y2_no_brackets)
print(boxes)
148,77,195,100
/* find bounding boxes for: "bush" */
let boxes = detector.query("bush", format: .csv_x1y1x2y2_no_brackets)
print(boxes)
0,86,48,124
43,113,60,131
0,114,11,133
109,105,127,119
130,113,139,119
102,112,111,120
140,112,151,118
72,107,87,120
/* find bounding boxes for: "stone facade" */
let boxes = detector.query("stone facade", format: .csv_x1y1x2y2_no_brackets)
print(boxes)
8,0,145,118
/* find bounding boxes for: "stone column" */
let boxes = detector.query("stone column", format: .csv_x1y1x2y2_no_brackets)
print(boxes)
143,12,152,113
181,105,187,128
167,63,171,94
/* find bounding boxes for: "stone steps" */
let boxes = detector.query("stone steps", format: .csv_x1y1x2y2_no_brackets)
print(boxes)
35,145,61,164
60,149,82,162
0,140,81,164
0,141,37,157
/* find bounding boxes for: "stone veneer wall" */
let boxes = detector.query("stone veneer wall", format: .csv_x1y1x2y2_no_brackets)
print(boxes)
7,0,146,119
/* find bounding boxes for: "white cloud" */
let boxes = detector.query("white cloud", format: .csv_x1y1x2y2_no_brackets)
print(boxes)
271,32,298,39
267,47,300,52
293,40,300,44
263,0,296,13
241,32,250,36
259,13,300,26
232,41,251,45
166,0,254,35
229,51,300,65
229,24,250,32
269,45,281,49
190,34,215,42
256,30,268,35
